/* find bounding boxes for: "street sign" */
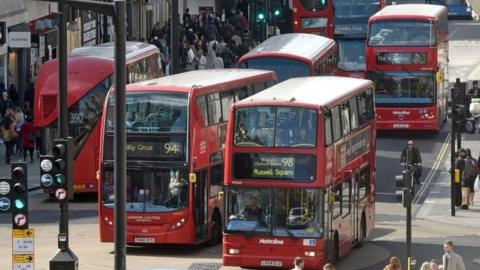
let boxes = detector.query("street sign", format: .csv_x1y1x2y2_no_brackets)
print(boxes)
0,197,11,211
13,214,27,228
12,229,35,254
0,180,10,195
13,254,34,270
40,174,53,187
55,188,67,201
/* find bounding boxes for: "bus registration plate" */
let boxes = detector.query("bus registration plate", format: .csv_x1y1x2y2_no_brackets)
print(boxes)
393,124,409,128
134,237,155,243
260,260,283,267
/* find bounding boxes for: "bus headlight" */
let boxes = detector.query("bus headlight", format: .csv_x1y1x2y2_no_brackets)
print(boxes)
229,248,240,255
304,251,316,257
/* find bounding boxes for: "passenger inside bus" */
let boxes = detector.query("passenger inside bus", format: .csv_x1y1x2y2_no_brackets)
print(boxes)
167,170,188,206
251,111,274,146
242,196,264,219
127,174,140,202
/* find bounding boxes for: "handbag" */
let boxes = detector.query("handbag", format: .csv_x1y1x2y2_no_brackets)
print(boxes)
475,176,480,192
28,133,35,144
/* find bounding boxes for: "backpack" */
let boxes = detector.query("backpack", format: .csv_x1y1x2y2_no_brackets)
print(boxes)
466,157,480,178
471,158,480,178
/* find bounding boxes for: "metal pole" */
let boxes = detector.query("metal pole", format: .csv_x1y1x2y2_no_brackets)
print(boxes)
114,1,127,270
406,200,411,261
451,130,456,216
58,0,69,247
170,0,179,74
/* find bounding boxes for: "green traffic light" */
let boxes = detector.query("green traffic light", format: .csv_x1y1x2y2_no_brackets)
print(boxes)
55,174,65,185
274,9,280,16
14,199,25,209
258,13,265,20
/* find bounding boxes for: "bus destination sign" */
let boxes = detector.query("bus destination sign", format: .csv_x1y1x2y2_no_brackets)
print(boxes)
126,141,184,158
233,153,316,181
252,155,296,179
376,52,427,65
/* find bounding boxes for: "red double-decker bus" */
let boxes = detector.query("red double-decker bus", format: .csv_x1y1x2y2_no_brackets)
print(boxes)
292,0,334,37
366,4,449,131
333,0,386,78
34,42,160,194
237,33,337,82
98,69,276,245
223,77,376,269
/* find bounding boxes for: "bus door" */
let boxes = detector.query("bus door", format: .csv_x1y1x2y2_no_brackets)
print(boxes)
193,169,208,242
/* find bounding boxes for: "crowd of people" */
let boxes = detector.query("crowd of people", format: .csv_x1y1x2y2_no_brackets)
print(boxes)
149,7,254,74
0,83,37,164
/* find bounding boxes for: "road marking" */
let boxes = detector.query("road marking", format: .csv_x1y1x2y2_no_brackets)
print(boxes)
413,132,451,204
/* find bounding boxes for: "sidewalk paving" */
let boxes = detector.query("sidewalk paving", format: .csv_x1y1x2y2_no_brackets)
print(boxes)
416,133,480,228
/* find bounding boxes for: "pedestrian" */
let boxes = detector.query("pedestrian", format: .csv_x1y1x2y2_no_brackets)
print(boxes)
400,140,423,185
383,256,402,270
429,259,440,270
19,115,35,163
291,257,304,270
1,114,18,164
464,149,478,205
0,90,13,118
455,149,467,207
323,262,336,270
468,80,480,98
441,240,465,270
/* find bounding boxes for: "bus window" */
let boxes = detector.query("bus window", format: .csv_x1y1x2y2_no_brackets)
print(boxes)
358,93,369,125
324,112,333,146
349,97,359,130
207,93,222,124
196,95,208,126
220,91,235,122
365,89,375,120
340,103,351,136
210,163,224,197
225,188,271,233
273,188,323,237
332,185,342,219
332,106,342,142
342,181,351,216
358,167,370,200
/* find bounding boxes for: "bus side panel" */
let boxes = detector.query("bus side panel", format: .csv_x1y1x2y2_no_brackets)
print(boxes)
73,123,101,193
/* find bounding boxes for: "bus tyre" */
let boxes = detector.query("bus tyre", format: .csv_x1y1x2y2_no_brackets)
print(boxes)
207,215,222,246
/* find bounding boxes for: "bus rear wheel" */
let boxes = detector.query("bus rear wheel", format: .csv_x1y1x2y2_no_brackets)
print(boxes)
207,214,222,246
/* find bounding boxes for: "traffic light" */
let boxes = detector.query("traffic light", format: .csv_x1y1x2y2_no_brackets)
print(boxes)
395,169,412,207
40,154,56,193
11,162,28,229
452,104,466,133
255,0,266,23
50,139,73,201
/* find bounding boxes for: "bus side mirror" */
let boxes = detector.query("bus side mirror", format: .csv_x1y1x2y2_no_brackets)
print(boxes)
189,173,196,183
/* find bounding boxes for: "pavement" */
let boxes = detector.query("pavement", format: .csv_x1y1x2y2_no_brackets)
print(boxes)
416,132,480,228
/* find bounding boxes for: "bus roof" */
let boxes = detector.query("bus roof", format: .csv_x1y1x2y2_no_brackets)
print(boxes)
129,69,275,91
237,33,336,64
70,41,158,60
235,76,373,110
369,4,446,21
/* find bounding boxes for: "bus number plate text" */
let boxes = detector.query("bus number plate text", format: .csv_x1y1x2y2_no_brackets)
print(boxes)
134,237,155,244
393,124,409,128
260,260,283,267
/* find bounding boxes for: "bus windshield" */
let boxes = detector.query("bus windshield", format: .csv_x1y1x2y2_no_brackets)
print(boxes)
338,39,366,71
299,0,328,10
234,106,317,147
333,0,379,35
369,71,435,106
106,92,188,133
225,187,323,238
240,58,310,82
102,168,188,212
43,76,111,157
368,21,434,46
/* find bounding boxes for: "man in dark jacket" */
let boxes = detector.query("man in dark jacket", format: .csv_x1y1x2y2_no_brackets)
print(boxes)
400,140,423,184
0,91,13,118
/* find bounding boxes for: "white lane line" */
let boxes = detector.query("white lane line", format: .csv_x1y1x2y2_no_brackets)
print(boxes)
413,132,451,204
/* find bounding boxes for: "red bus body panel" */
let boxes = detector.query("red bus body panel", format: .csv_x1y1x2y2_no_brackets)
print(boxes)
366,5,448,131
34,57,113,193
292,0,334,38
98,70,277,245
223,77,376,269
